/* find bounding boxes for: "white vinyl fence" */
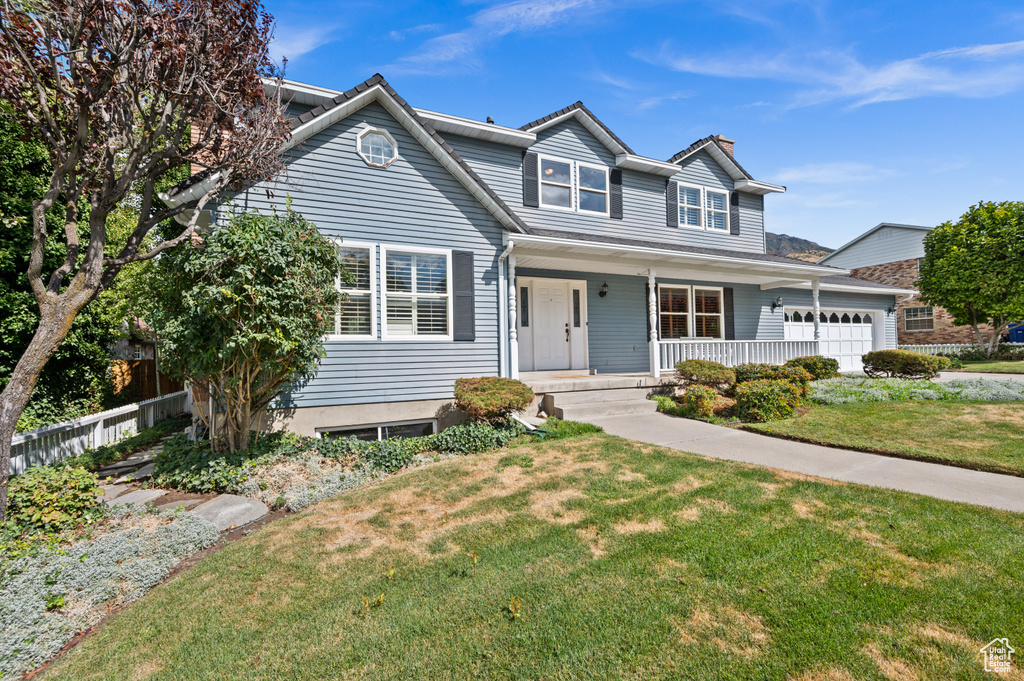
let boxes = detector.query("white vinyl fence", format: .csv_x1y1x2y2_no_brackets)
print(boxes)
660,339,820,370
899,343,1024,356
9,390,190,475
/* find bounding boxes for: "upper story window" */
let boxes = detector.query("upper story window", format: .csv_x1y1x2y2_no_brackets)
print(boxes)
357,128,398,168
539,155,609,215
678,183,729,232
330,241,376,340
381,245,452,340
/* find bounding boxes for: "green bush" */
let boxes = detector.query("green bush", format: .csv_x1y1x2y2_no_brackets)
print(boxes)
651,395,685,416
454,377,535,424
784,355,840,380
937,353,965,369
734,379,804,422
682,385,718,418
734,363,813,395
7,466,104,533
434,421,519,454
673,359,735,390
862,350,951,379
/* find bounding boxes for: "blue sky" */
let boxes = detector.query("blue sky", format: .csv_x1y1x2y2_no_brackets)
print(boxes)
264,0,1024,248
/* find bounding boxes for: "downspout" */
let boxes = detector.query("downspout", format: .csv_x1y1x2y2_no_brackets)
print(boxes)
497,240,515,378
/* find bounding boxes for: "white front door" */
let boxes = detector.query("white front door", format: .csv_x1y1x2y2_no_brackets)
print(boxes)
533,280,571,370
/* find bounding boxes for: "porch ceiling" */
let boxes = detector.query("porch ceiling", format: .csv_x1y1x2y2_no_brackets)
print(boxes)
511,234,842,287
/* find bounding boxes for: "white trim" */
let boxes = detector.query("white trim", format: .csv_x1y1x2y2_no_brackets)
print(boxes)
615,153,679,177
516,277,589,372
692,286,725,339
657,283,692,340
380,244,454,342
522,109,629,156
315,418,438,440
733,179,786,195
326,239,377,341
705,188,729,232
676,182,704,231
538,154,577,212
576,161,610,216
413,108,537,148
904,305,935,332
677,183,729,233
356,128,398,168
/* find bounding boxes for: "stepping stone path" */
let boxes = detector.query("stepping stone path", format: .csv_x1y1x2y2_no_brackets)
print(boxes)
106,489,166,507
95,434,175,483
190,495,269,532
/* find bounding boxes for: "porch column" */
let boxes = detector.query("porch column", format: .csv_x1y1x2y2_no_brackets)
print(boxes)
508,254,519,379
648,269,660,378
812,278,821,343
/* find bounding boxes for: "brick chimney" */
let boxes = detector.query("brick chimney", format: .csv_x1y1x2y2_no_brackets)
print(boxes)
715,135,735,157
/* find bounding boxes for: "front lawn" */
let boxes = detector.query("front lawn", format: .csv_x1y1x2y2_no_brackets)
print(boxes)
960,360,1024,374
44,434,1024,680
746,401,1024,476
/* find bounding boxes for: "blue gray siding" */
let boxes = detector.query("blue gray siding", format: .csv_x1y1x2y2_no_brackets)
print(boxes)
822,227,927,268
216,102,504,407
444,120,767,254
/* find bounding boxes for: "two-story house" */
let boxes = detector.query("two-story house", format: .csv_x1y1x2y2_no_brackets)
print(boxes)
818,222,988,345
163,74,907,438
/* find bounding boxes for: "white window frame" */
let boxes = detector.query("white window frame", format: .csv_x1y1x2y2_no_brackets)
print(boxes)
356,127,398,168
576,161,610,216
133,345,143,360
380,244,453,341
705,189,729,232
658,284,692,340
692,286,725,339
327,239,377,341
316,418,438,441
677,183,730,233
904,306,934,332
538,154,576,212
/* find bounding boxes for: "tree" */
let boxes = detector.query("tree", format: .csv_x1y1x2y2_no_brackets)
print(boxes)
917,201,1024,357
0,0,291,520
151,207,339,453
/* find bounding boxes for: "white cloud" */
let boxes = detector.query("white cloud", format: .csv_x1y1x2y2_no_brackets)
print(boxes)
636,91,690,110
270,23,340,64
638,39,1024,108
388,0,609,74
387,23,443,42
774,162,898,184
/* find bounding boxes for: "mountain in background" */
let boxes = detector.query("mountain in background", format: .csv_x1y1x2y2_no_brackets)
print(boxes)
765,232,833,263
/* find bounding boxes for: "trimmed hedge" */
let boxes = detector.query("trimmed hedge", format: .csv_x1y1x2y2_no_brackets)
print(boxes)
734,379,804,422
784,355,840,380
734,363,813,396
681,385,718,418
862,350,951,380
454,377,534,424
673,360,736,390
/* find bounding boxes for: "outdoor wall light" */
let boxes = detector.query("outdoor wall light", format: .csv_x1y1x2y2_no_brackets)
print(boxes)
599,282,609,297
886,306,896,316
771,296,783,312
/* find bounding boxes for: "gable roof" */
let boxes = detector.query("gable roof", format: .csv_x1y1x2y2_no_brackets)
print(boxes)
162,74,529,234
667,135,785,194
519,101,636,155
818,222,932,265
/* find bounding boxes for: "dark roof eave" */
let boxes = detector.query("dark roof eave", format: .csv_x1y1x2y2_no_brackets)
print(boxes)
518,101,636,155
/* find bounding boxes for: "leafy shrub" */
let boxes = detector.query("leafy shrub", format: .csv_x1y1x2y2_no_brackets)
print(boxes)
936,353,965,369
7,466,104,534
734,379,803,422
784,355,840,380
151,435,257,493
810,376,1024,404
454,377,534,424
734,364,813,396
434,421,519,454
862,350,951,379
673,360,735,390
361,436,436,472
539,418,603,439
682,385,718,418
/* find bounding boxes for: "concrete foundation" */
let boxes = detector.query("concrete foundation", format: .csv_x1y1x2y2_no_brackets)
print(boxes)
254,398,466,437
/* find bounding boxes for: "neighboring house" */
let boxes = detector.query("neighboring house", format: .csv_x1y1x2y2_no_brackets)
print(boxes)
162,74,907,438
110,318,183,402
818,223,991,345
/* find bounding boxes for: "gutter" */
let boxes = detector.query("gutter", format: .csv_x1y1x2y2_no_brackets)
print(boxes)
497,240,515,378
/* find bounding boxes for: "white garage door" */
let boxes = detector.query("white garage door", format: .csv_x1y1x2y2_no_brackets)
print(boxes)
784,310,876,372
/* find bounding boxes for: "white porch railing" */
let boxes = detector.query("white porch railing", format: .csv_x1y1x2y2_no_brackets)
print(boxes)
659,339,821,370
9,390,189,475
899,342,1024,356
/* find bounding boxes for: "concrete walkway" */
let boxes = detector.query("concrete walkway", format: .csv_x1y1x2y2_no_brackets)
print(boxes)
589,412,1024,514
935,371,1024,383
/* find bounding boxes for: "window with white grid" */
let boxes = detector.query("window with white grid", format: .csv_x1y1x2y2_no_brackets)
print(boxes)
329,242,375,339
382,246,452,340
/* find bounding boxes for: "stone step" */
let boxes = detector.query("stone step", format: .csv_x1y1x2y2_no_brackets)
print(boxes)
526,375,665,394
546,387,652,406
554,398,658,421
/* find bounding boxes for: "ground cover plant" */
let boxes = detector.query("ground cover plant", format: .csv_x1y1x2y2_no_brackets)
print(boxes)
747,401,1024,476
810,376,1024,404
41,432,1024,680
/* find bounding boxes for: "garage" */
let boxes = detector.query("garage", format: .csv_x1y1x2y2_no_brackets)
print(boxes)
784,310,880,372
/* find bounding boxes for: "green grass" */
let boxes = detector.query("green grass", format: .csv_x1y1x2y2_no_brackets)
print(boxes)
960,359,1024,374
42,433,1024,680
747,401,1024,475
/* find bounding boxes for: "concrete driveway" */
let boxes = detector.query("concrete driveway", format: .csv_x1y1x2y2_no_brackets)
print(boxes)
589,412,1024,514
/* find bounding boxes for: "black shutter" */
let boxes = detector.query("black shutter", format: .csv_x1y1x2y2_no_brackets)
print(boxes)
729,191,741,235
609,169,623,219
666,180,679,227
522,151,539,207
723,287,735,340
452,251,475,341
